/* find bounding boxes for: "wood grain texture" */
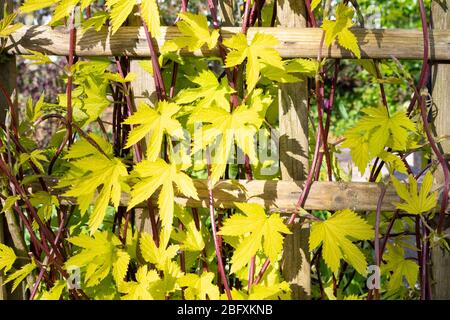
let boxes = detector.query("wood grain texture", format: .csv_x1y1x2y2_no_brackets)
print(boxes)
128,11,158,238
46,179,402,212
431,0,450,300
277,0,311,300
5,26,450,60
0,0,28,301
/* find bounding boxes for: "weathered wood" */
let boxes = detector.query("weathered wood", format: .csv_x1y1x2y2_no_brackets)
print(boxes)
0,0,27,301
431,0,450,300
277,0,311,300
0,208,5,300
128,8,157,237
44,178,401,212
219,0,235,26
5,26,450,60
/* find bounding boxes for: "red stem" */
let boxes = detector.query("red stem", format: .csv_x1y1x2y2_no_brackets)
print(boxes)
417,0,448,233
206,149,232,300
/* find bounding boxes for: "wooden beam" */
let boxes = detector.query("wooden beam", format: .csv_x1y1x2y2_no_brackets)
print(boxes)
277,0,311,300
47,179,401,212
5,26,450,60
431,0,450,300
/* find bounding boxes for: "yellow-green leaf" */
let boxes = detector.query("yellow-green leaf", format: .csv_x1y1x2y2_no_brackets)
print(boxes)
0,243,16,273
219,203,291,273
66,231,129,288
119,265,165,300
322,3,361,58
140,231,179,269
178,272,220,300
309,209,373,275
341,105,416,175
106,0,135,35
20,0,60,13
391,172,437,214
162,13,219,53
58,134,128,234
223,32,283,92
176,70,234,110
141,0,161,38
128,159,198,239
191,104,264,185
382,243,419,290
37,280,66,300
311,0,321,11
123,101,183,161
5,262,36,292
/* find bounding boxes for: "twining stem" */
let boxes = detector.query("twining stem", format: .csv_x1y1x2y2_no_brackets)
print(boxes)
139,7,167,101
48,9,77,174
29,216,66,300
417,0,449,234
66,9,76,145
206,148,232,300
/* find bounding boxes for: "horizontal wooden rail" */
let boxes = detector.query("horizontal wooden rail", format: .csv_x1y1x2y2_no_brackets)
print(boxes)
43,178,402,212
5,26,450,60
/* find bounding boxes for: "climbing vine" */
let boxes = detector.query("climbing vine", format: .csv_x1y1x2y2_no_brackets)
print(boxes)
0,0,447,300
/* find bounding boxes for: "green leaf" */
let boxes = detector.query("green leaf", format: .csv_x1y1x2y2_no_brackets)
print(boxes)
219,203,291,273
30,191,59,223
309,209,374,275
105,72,137,83
391,172,438,214
382,243,419,290
1,195,21,214
0,243,16,273
123,101,184,161
178,272,220,300
19,149,48,173
224,32,283,92
322,3,361,58
5,262,36,292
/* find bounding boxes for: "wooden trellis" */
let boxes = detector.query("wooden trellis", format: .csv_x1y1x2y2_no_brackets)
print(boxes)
0,0,449,300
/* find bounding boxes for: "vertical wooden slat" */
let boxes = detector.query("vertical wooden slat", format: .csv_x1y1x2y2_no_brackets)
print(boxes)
431,0,450,300
0,0,15,300
277,0,311,299
128,8,157,237
219,0,235,26
0,209,5,299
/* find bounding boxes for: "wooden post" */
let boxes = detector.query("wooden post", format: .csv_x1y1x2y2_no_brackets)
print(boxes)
219,0,235,26
128,9,157,237
431,0,450,300
277,0,311,299
0,0,16,300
